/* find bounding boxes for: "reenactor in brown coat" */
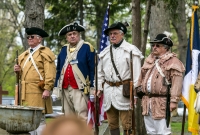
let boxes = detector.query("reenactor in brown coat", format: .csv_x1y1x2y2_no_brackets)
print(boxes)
14,27,56,135
136,33,185,135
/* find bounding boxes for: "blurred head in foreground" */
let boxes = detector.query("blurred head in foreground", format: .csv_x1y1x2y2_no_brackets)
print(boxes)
42,115,92,135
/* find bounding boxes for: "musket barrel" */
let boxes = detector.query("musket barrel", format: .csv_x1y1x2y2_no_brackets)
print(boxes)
15,50,20,105
130,51,135,135
165,84,171,127
94,50,99,135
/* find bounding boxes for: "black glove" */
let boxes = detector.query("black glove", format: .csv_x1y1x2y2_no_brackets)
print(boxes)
135,86,145,99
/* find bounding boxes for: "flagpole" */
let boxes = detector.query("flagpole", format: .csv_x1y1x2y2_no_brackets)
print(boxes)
181,105,186,135
94,3,111,135
197,0,200,133
181,2,199,135
198,0,200,133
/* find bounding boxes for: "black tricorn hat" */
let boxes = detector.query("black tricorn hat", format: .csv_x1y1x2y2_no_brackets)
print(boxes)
150,33,173,46
25,27,49,38
104,22,127,36
58,22,85,36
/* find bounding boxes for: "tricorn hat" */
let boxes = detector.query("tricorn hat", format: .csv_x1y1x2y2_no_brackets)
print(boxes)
58,22,85,36
150,33,173,46
25,27,49,38
104,22,127,36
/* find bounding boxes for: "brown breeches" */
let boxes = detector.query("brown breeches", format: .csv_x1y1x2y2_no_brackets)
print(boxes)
106,104,132,130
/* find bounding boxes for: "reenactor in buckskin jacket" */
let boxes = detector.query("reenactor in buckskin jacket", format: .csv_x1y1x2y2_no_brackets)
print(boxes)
54,22,95,121
14,27,56,135
96,22,143,135
136,33,185,135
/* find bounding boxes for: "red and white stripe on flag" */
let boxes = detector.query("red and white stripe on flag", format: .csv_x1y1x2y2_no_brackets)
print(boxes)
87,95,107,128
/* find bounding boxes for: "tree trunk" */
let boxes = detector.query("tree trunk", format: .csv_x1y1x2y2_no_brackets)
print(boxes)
149,0,170,40
132,0,141,49
141,0,152,59
132,0,147,135
24,0,45,50
171,0,187,65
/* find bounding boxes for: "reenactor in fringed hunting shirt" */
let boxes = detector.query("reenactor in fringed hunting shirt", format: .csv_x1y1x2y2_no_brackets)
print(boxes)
136,33,185,135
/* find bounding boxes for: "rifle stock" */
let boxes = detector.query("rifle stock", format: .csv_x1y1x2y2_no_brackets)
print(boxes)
15,84,18,105
15,50,20,105
94,50,99,135
130,51,135,135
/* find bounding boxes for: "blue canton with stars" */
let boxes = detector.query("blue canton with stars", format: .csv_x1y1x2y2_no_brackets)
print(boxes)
100,6,110,52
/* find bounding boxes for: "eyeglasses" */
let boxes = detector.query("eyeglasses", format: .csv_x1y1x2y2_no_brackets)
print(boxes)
151,44,163,48
27,35,36,39
108,32,121,36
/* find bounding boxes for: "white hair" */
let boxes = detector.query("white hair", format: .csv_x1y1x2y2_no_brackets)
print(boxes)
163,44,170,51
119,30,124,35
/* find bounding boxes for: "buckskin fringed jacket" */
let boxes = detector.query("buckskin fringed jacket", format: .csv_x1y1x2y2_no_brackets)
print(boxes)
137,52,185,119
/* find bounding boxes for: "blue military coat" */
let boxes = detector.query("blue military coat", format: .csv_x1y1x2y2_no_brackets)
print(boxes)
55,42,95,88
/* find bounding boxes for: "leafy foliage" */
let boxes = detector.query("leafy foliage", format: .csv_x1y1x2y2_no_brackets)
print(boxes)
0,21,19,96
0,0,24,96
43,0,133,52
44,1,80,53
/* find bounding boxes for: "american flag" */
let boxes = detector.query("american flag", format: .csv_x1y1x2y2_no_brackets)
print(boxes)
100,5,110,52
87,95,107,128
87,4,110,128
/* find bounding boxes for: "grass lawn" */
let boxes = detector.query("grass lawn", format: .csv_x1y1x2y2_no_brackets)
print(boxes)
171,121,191,135
46,118,55,123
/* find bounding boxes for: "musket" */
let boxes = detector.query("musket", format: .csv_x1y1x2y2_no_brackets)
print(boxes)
94,50,99,135
165,78,171,127
130,51,135,135
15,50,20,105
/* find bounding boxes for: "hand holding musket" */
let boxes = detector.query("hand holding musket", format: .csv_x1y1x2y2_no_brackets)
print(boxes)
14,50,20,105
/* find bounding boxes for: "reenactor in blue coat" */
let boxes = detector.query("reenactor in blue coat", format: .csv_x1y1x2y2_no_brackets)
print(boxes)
54,22,95,120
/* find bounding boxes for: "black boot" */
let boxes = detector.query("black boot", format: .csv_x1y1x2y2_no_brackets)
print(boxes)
123,130,132,135
110,128,120,135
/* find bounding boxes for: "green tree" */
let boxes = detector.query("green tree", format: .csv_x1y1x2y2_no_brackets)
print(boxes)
0,0,25,96
41,0,133,52
0,7,22,96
